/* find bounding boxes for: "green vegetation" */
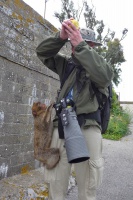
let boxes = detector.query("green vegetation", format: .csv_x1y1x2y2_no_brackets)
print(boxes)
103,89,132,140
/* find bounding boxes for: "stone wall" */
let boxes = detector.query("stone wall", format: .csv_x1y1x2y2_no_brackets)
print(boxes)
0,0,69,179
120,102,133,121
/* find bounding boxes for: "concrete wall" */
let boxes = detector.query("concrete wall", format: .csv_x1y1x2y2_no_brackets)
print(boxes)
120,102,133,112
120,102,133,121
0,0,70,179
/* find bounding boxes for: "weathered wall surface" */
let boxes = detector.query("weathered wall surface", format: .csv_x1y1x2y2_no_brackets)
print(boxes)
120,102,133,122
0,0,69,179
120,102,133,111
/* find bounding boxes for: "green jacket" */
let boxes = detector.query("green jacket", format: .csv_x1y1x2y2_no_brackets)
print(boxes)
36,32,114,129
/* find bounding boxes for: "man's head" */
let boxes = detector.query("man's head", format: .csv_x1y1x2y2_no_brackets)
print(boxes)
80,28,102,47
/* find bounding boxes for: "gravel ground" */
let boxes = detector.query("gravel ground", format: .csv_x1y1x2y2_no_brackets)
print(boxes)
66,123,133,200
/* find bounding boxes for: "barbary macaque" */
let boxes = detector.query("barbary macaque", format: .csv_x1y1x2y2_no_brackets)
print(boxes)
32,102,60,169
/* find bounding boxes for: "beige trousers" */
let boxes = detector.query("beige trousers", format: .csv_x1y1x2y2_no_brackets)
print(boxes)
44,126,104,200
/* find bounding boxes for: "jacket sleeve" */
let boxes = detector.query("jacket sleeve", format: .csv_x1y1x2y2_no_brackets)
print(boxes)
74,41,114,88
36,32,68,79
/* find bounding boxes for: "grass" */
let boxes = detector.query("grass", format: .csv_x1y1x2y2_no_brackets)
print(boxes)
103,108,132,140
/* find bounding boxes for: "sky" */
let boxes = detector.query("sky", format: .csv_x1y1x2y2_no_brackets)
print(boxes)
23,0,132,101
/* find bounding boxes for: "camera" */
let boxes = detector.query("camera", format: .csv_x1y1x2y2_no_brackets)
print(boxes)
54,98,90,163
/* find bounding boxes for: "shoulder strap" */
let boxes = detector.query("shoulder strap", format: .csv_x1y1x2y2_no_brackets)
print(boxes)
60,58,75,89
76,67,88,94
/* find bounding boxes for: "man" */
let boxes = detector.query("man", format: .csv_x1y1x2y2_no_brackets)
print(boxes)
36,19,113,200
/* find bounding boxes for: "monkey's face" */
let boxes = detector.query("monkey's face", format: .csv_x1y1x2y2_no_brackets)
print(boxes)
32,102,47,117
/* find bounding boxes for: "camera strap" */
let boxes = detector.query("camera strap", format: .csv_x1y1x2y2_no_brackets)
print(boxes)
60,58,76,90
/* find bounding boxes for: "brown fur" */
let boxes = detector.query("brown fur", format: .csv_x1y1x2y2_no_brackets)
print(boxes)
32,102,60,169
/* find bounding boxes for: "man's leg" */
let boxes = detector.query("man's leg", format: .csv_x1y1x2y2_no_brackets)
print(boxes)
44,128,71,200
74,126,104,200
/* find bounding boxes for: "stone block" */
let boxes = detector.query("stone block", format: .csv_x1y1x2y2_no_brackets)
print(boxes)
10,154,24,166
0,0,61,179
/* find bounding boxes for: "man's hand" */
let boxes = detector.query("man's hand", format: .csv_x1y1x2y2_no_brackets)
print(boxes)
60,19,70,40
61,20,83,47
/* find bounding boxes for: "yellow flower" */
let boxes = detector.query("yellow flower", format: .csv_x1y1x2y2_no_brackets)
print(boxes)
70,19,79,29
